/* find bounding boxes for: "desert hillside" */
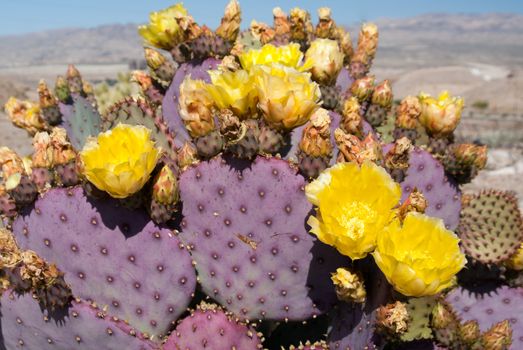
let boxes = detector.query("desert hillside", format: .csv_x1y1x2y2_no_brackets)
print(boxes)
0,13,522,204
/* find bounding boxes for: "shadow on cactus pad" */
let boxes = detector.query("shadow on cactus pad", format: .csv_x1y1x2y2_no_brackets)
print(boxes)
178,155,348,321
11,187,196,338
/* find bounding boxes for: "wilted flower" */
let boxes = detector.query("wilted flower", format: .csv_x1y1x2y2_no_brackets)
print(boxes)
80,124,160,198
239,43,311,72
4,97,46,135
216,0,241,41
373,212,466,296
418,91,464,136
138,4,188,50
253,64,321,130
331,267,366,303
299,108,332,158
395,96,422,129
305,39,344,85
179,76,216,138
206,69,257,118
453,144,488,170
306,161,401,260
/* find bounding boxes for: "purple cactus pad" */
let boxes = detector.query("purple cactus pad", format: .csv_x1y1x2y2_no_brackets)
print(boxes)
12,187,196,338
0,291,157,350
163,304,263,349
446,286,523,349
401,147,461,230
179,156,348,321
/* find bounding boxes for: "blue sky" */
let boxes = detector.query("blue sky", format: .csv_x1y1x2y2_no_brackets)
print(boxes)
1,0,523,36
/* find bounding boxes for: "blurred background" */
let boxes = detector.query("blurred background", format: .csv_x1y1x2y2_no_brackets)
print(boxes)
1,0,522,201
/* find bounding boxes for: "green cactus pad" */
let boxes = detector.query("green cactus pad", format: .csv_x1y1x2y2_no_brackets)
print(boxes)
236,30,262,51
103,97,177,159
458,190,523,265
401,296,437,342
59,96,102,150
376,115,395,143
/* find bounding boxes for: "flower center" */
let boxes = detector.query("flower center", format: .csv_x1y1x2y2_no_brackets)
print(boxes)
336,202,377,240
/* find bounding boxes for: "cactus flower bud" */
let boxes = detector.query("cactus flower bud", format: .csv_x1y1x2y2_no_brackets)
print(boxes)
376,301,410,336
144,47,166,71
353,22,379,67
330,267,366,303
315,7,337,39
419,91,464,137
152,165,179,206
341,97,363,136
371,80,393,108
289,8,312,41
250,20,275,44
431,302,457,329
350,76,375,102
177,142,200,171
396,96,422,129
459,320,481,346
305,39,344,85
481,320,512,350
37,80,56,109
66,64,83,94
273,7,290,36
397,188,428,223
54,75,71,103
179,76,216,138
453,144,488,170
4,97,46,135
337,27,354,64
216,0,241,42
299,108,332,158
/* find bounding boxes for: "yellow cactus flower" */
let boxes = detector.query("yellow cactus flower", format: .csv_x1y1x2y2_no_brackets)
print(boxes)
179,76,216,138
305,161,401,260
507,243,523,270
418,91,464,137
252,64,321,130
373,212,466,297
80,124,160,199
138,4,188,50
206,69,257,118
305,38,344,85
239,43,312,72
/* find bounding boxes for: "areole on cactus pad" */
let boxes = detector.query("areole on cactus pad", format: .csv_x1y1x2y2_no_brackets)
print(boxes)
0,0,520,349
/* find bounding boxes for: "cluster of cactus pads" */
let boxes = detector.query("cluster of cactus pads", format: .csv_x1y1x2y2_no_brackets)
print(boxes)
1,1,522,349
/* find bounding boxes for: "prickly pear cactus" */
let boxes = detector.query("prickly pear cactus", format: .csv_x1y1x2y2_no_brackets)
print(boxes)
0,1,518,349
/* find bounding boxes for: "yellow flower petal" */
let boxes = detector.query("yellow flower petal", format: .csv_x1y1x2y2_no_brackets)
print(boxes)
80,124,160,198
373,212,466,297
305,161,401,260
